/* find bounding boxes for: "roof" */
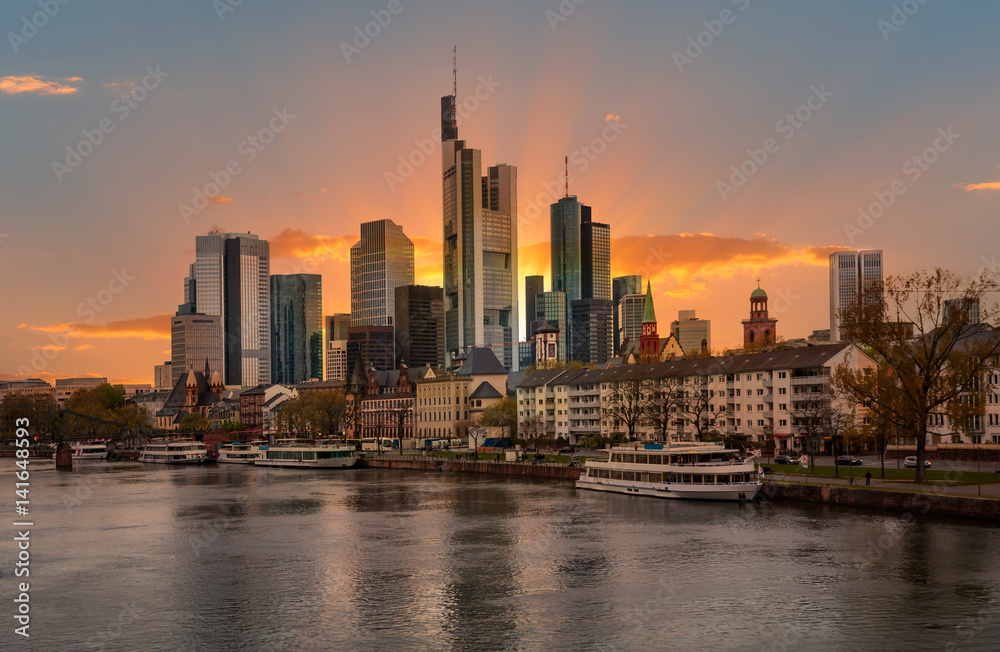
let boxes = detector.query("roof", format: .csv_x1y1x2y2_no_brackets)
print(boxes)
469,382,503,400
455,347,508,376
751,288,767,299
515,368,588,389
643,281,656,323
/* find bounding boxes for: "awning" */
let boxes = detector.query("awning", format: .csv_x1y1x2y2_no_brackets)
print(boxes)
773,434,791,438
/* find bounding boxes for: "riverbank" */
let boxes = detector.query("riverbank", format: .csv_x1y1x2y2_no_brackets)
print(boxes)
360,456,582,480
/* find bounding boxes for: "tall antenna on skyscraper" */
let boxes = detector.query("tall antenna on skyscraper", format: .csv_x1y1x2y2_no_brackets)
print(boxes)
451,46,457,131
565,156,569,197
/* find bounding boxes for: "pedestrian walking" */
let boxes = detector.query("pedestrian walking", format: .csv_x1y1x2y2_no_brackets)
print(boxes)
865,471,872,486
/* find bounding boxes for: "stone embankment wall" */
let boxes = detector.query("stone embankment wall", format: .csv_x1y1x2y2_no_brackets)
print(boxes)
765,482,1000,521
361,457,583,480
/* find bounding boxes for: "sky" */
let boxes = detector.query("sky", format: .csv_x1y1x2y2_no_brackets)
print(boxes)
2,0,999,385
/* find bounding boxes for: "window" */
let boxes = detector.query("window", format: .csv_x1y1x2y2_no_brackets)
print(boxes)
778,372,787,379
779,419,787,427
779,403,786,411
779,388,787,395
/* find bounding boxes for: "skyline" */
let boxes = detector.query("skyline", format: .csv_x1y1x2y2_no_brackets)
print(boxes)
3,1,1000,385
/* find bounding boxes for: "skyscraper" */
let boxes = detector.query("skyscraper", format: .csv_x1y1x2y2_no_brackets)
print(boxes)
170,313,223,385
613,275,642,353
571,299,614,364
671,310,711,356
395,285,445,369
829,250,883,341
350,219,414,327
524,274,544,335
324,313,351,382
441,89,518,369
346,325,395,373
270,274,323,385
183,232,271,387
617,293,644,354
581,206,611,301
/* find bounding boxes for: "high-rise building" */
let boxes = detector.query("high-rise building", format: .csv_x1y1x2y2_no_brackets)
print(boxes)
154,362,172,390
183,231,271,387
346,325,395,373
324,313,351,382
581,206,611,301
442,86,518,370
670,310,711,356
170,313,224,385
613,275,642,353
829,250,883,342
571,299,614,364
350,219,414,327
535,291,567,362
944,298,980,325
270,274,323,385
617,293,645,355
524,275,544,333
395,285,445,369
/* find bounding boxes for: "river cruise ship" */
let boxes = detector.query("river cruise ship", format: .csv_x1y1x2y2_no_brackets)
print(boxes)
138,440,208,464
217,441,265,464
577,442,763,502
254,439,359,469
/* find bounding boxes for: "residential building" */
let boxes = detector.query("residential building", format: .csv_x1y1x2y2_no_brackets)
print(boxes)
346,325,395,373
182,231,271,387
350,219,414,327
414,347,508,440
170,313,223,385
830,249,883,342
742,284,778,347
131,389,171,420
270,274,323,385
670,310,711,356
395,285,445,369
535,291,567,362
154,362,172,390
613,275,642,353
441,95,519,369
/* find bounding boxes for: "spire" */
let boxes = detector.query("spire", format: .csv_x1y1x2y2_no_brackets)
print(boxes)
642,281,656,324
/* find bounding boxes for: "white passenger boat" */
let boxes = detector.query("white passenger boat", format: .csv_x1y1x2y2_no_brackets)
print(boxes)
73,442,109,459
217,441,265,464
138,440,208,464
254,439,359,469
577,442,763,502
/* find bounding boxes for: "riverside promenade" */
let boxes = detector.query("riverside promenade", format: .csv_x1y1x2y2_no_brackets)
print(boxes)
360,453,582,480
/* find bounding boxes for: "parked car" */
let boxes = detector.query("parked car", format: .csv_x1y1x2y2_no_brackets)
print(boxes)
903,456,931,469
835,455,864,466
774,454,799,465
558,446,575,454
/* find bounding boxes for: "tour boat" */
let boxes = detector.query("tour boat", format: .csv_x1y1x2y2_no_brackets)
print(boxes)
577,442,763,502
254,439,359,469
138,440,208,464
217,441,265,464
73,442,110,459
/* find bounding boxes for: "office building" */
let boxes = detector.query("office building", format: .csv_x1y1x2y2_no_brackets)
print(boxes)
830,249,883,342
944,298,980,325
524,274,545,334
617,293,645,354
350,219,414,327
270,274,323,385
170,313,224,385
395,285,445,369
154,362,172,390
535,291,567,362
581,206,611,301
324,313,351,382
670,310,711,356
441,87,519,370
181,231,271,387
613,275,642,353
570,299,614,364
346,325,396,373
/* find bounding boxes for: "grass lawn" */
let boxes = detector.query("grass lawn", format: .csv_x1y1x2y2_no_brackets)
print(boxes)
767,463,999,485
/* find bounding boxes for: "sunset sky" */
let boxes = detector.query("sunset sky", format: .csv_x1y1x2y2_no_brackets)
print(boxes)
2,0,999,385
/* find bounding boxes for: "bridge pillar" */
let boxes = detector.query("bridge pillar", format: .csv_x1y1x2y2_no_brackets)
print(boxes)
55,443,73,470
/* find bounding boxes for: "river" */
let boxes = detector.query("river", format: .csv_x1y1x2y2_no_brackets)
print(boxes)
5,460,1000,650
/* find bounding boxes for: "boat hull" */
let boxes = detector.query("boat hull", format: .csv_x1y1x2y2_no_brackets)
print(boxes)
576,478,763,502
138,455,207,464
254,457,358,469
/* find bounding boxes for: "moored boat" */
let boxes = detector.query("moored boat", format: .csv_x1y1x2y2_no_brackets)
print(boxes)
217,441,265,464
576,442,763,502
138,440,208,464
254,439,359,469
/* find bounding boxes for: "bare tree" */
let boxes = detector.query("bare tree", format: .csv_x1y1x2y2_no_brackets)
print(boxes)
675,375,725,441
649,375,684,441
603,371,656,441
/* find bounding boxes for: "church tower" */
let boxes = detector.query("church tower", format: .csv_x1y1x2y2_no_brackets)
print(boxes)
638,282,660,363
742,280,777,347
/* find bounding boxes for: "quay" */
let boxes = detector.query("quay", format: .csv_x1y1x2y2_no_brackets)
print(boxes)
360,454,582,480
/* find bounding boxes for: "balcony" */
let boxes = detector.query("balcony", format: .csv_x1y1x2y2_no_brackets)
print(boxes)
790,375,828,386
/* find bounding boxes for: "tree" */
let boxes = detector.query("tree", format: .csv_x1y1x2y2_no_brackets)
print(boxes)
789,396,831,470
602,371,656,441
179,412,209,431
675,375,725,441
833,269,1000,482
342,393,364,439
67,383,125,421
278,391,347,437
0,392,56,436
480,397,517,439
649,376,684,441
519,415,545,445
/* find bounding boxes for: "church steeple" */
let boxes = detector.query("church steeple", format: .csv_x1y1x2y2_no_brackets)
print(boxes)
638,282,660,363
642,281,656,324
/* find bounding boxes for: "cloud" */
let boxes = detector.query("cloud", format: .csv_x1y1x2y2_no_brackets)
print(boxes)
104,80,136,91
73,344,94,351
0,74,82,96
207,196,233,204
269,228,357,262
954,181,1000,192
31,344,67,352
606,113,623,120
28,314,171,341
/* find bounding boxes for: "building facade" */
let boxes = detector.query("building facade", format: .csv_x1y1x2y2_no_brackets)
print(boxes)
414,348,508,440
670,309,711,356
570,299,614,365
270,274,323,385
394,285,445,369
613,275,642,353
154,362,172,390
535,291,567,362
346,325,396,373
830,249,883,342
350,219,414,327
324,313,351,382
441,105,519,370
742,285,778,347
170,313,224,385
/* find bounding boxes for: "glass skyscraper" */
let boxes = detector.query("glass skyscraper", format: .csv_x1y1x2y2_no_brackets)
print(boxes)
170,313,223,385
829,250,883,342
350,219,414,327
394,285,445,369
441,105,519,370
613,275,642,353
184,232,271,388
535,291,567,362
270,274,323,385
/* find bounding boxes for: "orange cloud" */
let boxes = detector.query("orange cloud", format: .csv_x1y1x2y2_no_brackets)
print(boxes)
0,74,82,95
606,113,623,120
954,181,1000,192
268,228,357,261
73,344,94,351
207,196,233,204
31,344,67,353
29,315,171,341
104,80,135,90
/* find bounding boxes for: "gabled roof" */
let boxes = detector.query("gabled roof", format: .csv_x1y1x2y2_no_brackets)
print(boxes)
455,347,508,376
469,382,503,400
